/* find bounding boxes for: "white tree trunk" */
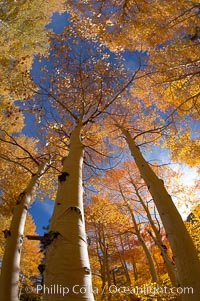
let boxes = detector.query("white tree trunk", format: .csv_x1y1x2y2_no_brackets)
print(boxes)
121,193,159,283
120,127,200,301
132,182,178,286
44,124,94,301
0,162,48,301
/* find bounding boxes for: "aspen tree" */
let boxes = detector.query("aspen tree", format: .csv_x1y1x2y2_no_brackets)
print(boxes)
100,162,179,286
29,26,136,300
127,176,178,286
119,126,200,301
119,187,159,283
0,161,50,301
44,123,95,301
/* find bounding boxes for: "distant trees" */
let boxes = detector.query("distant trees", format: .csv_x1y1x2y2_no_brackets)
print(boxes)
84,164,181,300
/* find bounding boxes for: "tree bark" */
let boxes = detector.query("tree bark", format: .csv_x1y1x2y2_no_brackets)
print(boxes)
118,234,132,286
117,235,138,301
131,258,138,282
125,201,159,283
0,161,48,301
120,126,200,301
44,124,94,301
101,227,111,301
130,180,178,286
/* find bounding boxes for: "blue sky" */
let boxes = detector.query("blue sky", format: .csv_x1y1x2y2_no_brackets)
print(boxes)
26,10,199,235
26,11,144,235
27,12,69,235
29,197,54,234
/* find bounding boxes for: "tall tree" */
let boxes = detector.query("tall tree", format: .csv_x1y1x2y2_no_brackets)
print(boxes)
27,27,136,300
0,213,42,301
116,125,200,301
119,187,159,284
126,168,178,286
96,164,177,286
0,131,51,301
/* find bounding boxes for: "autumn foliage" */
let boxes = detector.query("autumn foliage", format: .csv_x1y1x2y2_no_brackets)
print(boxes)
0,1,200,301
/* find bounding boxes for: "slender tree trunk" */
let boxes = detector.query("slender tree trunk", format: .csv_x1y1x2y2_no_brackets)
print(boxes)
131,258,138,282
120,126,200,301
118,234,132,285
131,181,178,286
0,162,48,301
119,188,159,283
44,124,94,301
97,225,111,301
127,242,138,282
148,229,178,286
94,227,106,300
117,236,137,301
101,229,111,301
131,213,159,283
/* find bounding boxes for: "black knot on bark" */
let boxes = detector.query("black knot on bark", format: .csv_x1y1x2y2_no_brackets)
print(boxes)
161,244,167,251
41,231,61,250
3,229,11,238
19,234,24,244
87,236,91,246
84,267,91,274
70,207,81,215
58,172,69,182
16,191,26,205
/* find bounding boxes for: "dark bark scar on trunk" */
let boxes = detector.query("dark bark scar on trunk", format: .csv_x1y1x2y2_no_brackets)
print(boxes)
58,172,70,182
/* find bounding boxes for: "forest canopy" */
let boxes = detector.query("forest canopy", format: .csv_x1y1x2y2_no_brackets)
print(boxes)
0,1,199,301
